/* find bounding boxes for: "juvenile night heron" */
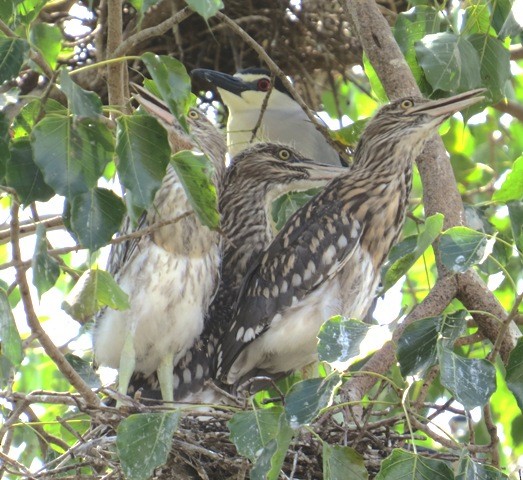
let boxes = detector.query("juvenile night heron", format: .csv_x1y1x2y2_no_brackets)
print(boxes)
128,143,344,402
216,90,485,385
191,67,343,165
93,85,227,403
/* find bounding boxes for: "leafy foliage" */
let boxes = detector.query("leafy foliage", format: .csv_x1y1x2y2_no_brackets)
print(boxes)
0,0,522,479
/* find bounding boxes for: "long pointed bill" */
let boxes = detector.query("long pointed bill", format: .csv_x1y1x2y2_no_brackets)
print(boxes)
300,160,347,180
191,68,250,96
131,83,175,126
408,88,486,118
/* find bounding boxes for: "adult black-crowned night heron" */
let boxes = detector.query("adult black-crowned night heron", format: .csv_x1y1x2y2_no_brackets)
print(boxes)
93,85,227,403
191,67,343,165
216,90,485,385
127,143,344,402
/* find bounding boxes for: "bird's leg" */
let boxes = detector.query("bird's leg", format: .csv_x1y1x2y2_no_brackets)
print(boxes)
117,330,136,407
157,351,175,403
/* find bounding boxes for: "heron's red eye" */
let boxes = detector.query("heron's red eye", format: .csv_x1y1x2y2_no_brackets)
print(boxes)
257,78,271,92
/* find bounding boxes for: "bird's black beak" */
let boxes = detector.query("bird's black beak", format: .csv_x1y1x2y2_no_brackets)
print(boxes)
191,69,250,96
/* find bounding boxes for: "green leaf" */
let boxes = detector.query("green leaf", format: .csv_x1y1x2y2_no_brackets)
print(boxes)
467,34,511,103
0,289,23,367
438,343,496,410
506,337,523,414
185,0,223,20
317,316,371,365
60,69,103,119
375,449,454,480
394,6,442,92
415,33,481,92
285,374,341,427
6,138,54,205
0,113,9,182
492,156,523,203
439,226,488,273
64,353,101,388
0,37,29,84
456,453,509,480
363,54,387,103
397,312,467,378
250,414,294,480
128,0,161,16
382,213,443,292
330,119,368,149
12,98,66,139
323,443,368,480
71,188,125,251
271,189,319,231
30,23,62,69
170,151,219,229
228,407,283,462
115,113,171,209
31,225,60,299
497,0,523,39
117,412,180,480
462,4,494,35
62,268,130,322
32,115,114,199
507,201,523,252
141,53,192,132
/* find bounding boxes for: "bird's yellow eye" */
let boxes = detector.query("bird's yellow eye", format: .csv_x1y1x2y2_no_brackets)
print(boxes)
188,110,199,119
401,99,414,109
278,149,291,160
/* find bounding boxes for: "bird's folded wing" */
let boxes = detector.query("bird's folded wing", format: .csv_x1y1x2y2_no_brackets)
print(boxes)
217,190,364,377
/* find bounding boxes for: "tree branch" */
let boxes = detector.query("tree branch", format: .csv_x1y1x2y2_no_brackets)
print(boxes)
106,0,126,113
10,201,100,408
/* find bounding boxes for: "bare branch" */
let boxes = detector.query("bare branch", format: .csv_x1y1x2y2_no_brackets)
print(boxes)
9,201,100,407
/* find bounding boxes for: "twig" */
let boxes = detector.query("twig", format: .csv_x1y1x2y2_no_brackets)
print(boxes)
106,0,125,113
9,201,100,407
0,215,64,245
112,7,193,59
493,99,523,123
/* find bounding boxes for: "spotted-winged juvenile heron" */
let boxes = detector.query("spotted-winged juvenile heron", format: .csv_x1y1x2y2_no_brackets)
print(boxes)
93,85,227,403
191,67,343,165
215,89,485,385
127,143,345,402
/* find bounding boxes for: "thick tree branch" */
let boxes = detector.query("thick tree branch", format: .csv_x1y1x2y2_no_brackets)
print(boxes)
106,0,126,113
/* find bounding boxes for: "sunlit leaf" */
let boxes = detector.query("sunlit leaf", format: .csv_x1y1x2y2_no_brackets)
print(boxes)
439,226,487,273
228,407,284,462
375,449,454,479
439,343,496,410
397,312,467,378
0,289,23,367
492,156,523,203
62,268,130,323
30,23,62,69
382,213,443,292
141,54,193,132
31,225,60,299
506,337,523,414
32,115,114,199
317,316,370,365
330,119,368,148
185,0,223,20
250,414,294,480
116,113,170,209
60,69,103,119
117,412,180,480
0,37,29,83
170,151,219,229
323,443,368,480
71,188,126,251
285,374,341,427
415,33,481,92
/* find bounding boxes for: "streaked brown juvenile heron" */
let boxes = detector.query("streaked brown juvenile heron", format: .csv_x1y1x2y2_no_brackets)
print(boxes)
128,143,345,402
216,89,485,385
93,85,227,403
